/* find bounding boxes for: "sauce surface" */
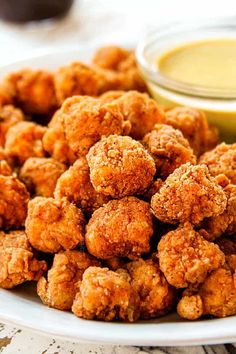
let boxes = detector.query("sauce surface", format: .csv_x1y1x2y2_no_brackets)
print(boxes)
158,39,236,90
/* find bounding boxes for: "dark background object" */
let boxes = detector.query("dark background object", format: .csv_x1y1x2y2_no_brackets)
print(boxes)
0,0,74,23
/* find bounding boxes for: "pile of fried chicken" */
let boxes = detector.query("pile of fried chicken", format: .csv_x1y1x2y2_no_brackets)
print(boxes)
0,46,235,322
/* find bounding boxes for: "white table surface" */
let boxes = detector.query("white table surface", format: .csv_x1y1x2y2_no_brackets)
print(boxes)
0,0,236,352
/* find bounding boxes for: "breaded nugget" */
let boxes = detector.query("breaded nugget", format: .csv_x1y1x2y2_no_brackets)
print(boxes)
0,175,29,229
201,182,236,240
199,143,236,184
87,135,156,198
0,105,25,147
92,46,131,70
85,197,153,260
5,121,46,165
5,69,57,115
0,230,47,289
62,96,131,157
177,265,236,319
165,106,219,156
37,250,100,310
151,163,227,225
25,197,85,253
42,110,77,165
143,124,196,179
0,160,12,176
54,157,109,214
54,62,104,104
20,157,67,197
158,222,225,288
126,258,175,319
72,267,140,322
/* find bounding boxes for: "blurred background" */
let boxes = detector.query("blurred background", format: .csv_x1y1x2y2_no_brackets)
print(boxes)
0,0,236,65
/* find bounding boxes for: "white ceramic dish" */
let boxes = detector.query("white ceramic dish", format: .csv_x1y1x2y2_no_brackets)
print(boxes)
0,47,235,346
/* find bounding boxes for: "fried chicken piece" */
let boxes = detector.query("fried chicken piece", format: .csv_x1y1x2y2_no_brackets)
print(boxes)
0,105,25,147
165,106,219,156
199,143,236,184
85,197,153,260
42,110,77,165
61,96,131,157
0,230,47,289
20,157,67,198
158,222,225,288
151,163,227,225
72,267,140,322
143,124,196,179
126,258,175,319
0,175,29,229
5,69,57,115
54,157,109,214
99,90,125,103
5,121,46,165
92,46,132,70
25,197,85,253
37,250,100,310
54,62,104,104
201,182,236,240
0,160,12,176
87,135,156,198
177,265,236,319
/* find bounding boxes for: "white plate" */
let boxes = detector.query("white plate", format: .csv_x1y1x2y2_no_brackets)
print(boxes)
0,47,235,346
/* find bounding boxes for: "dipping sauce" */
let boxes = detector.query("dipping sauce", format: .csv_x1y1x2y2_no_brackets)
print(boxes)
158,39,236,90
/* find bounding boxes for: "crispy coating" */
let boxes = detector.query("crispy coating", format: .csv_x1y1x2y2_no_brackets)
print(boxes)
126,259,175,319
5,121,46,165
87,135,156,198
25,197,85,253
62,96,131,157
199,143,236,184
54,157,109,214
0,175,29,230
100,90,125,103
20,157,67,197
0,105,25,147
85,197,153,260
5,69,57,115
143,124,196,179
151,163,227,225
165,106,219,156
158,222,225,288
201,183,236,240
37,250,100,310
0,160,12,176
92,46,132,70
54,62,104,104
177,266,236,319
42,110,77,165
0,230,47,289
72,267,140,322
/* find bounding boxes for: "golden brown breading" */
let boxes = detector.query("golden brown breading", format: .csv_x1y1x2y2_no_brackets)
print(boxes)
158,222,225,288
0,175,29,229
42,110,77,165
37,250,100,311
143,124,196,179
199,143,236,184
61,96,131,157
200,183,236,240
54,62,104,104
54,157,109,214
165,106,219,156
87,135,156,198
177,266,236,319
25,197,85,253
0,105,25,147
151,163,227,225
5,69,57,115
92,46,132,70
0,160,12,176
99,90,125,103
85,197,153,260
126,258,175,319
20,157,67,197
5,121,46,165
0,230,47,289
72,266,140,322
